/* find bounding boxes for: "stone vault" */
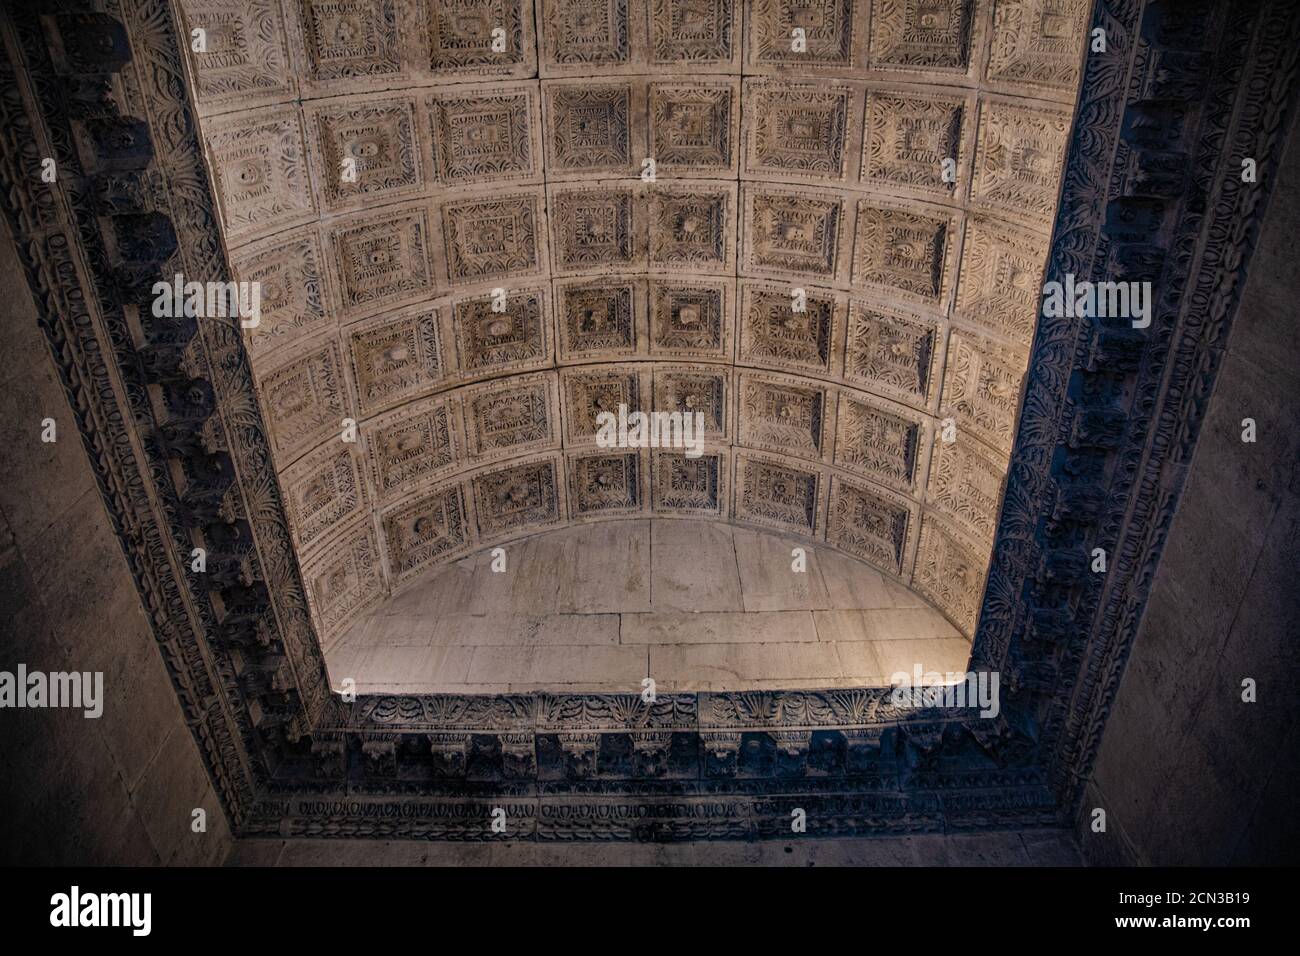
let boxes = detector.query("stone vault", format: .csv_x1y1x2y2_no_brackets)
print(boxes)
184,0,1091,652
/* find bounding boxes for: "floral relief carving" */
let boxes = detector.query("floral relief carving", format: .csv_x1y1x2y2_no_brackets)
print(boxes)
738,374,827,458
569,451,642,515
868,0,975,71
309,99,420,209
649,83,734,170
180,0,293,106
231,231,329,362
748,83,852,180
735,455,822,534
861,90,966,198
843,302,938,406
205,107,314,239
832,393,922,492
751,0,856,67
453,289,548,373
650,0,735,62
283,442,370,551
429,88,536,185
739,283,835,374
558,281,636,357
547,83,632,172
329,209,433,315
652,451,724,514
367,398,458,496
853,202,953,302
298,0,402,80
472,458,562,537
543,0,631,65
442,193,542,283
428,0,528,73
347,309,445,415
826,476,913,574
258,340,349,462
11,0,1284,841
382,486,471,583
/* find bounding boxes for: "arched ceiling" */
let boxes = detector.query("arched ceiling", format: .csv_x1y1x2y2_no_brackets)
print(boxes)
181,0,1088,651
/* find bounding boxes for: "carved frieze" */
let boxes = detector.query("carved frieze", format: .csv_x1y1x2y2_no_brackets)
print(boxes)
12,0,1288,843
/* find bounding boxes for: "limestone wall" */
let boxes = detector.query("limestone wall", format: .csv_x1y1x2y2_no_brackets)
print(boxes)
1078,109,1300,866
0,221,232,866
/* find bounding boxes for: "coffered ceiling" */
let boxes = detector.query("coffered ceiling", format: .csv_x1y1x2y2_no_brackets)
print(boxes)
180,0,1088,651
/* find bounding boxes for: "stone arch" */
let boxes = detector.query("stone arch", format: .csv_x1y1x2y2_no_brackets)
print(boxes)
181,0,1090,649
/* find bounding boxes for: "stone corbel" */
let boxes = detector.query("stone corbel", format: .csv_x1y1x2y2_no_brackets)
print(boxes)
557,732,601,778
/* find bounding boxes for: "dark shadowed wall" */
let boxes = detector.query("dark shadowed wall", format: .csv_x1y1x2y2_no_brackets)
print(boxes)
1079,110,1300,866
0,220,231,865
